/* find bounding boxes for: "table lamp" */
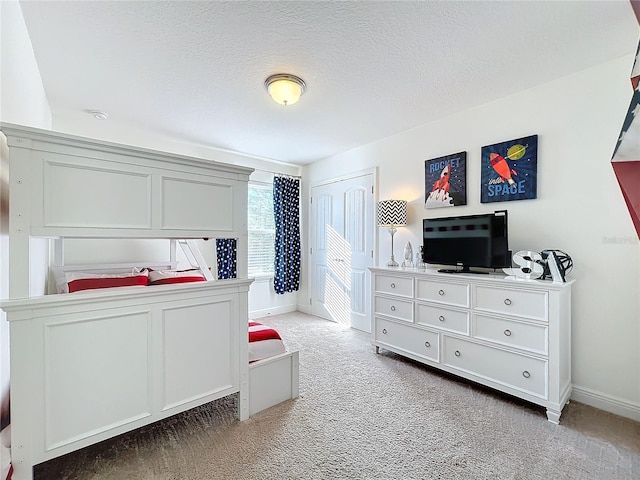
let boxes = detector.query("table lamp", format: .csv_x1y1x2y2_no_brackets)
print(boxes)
377,200,408,267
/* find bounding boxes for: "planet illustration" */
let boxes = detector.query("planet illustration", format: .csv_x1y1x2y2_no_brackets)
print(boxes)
507,144,528,160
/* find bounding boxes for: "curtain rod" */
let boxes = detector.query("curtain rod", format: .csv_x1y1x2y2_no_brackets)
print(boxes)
274,173,302,179
254,168,301,179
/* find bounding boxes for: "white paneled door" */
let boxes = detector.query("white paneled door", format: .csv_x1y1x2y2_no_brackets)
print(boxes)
310,173,374,332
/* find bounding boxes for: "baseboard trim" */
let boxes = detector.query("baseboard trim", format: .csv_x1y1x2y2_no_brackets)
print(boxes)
571,385,640,422
296,304,312,315
249,304,297,320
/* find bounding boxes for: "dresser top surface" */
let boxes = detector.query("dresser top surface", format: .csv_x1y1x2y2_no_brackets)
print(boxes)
370,266,574,290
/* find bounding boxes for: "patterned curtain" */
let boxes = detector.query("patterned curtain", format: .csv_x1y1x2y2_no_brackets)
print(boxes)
273,176,301,294
216,238,237,279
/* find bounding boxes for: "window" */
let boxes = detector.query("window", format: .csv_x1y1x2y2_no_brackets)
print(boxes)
248,182,275,276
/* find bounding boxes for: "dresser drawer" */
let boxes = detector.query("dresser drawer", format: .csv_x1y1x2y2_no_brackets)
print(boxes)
375,274,413,298
443,336,547,398
376,318,439,362
374,296,413,322
416,303,469,335
474,286,547,321
473,314,547,355
416,279,469,307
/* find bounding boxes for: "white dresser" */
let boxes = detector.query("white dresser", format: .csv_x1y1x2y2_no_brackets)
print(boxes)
370,266,573,423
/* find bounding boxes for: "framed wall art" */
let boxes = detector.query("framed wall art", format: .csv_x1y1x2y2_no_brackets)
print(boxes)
481,134,538,203
424,151,467,209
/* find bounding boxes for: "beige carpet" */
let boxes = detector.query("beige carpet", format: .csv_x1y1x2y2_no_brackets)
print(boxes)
36,312,640,480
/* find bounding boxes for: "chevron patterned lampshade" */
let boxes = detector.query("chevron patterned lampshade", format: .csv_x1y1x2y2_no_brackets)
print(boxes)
377,200,407,267
377,200,408,227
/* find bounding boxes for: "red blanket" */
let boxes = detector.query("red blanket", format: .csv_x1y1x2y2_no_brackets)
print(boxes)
248,321,286,362
249,321,282,343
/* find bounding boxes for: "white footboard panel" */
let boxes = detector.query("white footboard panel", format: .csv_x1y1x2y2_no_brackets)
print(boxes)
249,351,299,416
1,280,251,480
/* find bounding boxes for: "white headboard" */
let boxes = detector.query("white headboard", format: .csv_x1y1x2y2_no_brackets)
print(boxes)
1,123,253,299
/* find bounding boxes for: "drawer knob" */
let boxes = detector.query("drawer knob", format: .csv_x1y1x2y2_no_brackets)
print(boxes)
504,298,512,306
438,289,445,296
382,328,387,334
522,370,531,379
504,329,512,337
390,283,396,288
390,305,396,311
424,341,430,348
454,350,461,357
439,315,445,322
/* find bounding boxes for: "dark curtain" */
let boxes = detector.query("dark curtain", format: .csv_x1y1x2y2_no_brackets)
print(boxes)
216,238,237,279
273,176,301,294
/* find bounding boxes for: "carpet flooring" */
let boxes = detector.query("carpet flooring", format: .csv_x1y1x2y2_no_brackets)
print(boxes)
35,312,640,480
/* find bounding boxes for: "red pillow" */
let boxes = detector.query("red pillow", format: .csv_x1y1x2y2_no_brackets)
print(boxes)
147,269,206,285
67,273,149,293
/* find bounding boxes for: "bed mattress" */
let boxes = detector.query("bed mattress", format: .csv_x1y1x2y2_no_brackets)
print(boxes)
248,321,287,362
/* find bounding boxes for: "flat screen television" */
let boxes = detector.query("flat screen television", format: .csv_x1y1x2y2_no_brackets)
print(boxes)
422,210,511,274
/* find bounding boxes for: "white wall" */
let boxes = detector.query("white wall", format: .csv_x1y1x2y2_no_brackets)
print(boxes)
304,55,640,421
0,1,51,127
0,0,53,439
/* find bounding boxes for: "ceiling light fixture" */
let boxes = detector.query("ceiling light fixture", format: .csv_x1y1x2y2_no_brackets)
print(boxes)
89,110,108,120
264,74,306,106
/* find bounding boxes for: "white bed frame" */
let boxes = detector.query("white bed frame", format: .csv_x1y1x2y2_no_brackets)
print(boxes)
249,351,300,416
0,124,299,480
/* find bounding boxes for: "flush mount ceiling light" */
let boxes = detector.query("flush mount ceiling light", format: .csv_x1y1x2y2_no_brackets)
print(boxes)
264,74,306,106
89,110,108,120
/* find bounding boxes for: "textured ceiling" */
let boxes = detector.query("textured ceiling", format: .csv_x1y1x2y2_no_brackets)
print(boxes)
18,1,640,165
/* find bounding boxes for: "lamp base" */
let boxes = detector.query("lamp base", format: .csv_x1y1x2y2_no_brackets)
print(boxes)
386,227,399,268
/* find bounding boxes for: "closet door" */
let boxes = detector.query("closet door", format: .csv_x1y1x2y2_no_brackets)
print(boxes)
310,173,374,332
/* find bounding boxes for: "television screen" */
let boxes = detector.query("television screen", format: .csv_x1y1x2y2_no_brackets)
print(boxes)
422,210,510,274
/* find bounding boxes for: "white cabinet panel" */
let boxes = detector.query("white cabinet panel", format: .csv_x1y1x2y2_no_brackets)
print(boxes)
474,314,547,355
475,285,548,321
416,278,469,307
374,296,413,322
375,274,413,298
161,177,234,231
44,160,151,228
375,317,439,363
416,303,469,335
45,311,152,450
163,300,235,410
443,336,547,398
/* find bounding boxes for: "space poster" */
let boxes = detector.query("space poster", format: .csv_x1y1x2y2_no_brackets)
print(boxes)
481,135,538,203
424,151,467,208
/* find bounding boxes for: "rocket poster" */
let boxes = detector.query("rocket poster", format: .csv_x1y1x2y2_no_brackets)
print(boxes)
424,152,467,208
481,135,538,203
